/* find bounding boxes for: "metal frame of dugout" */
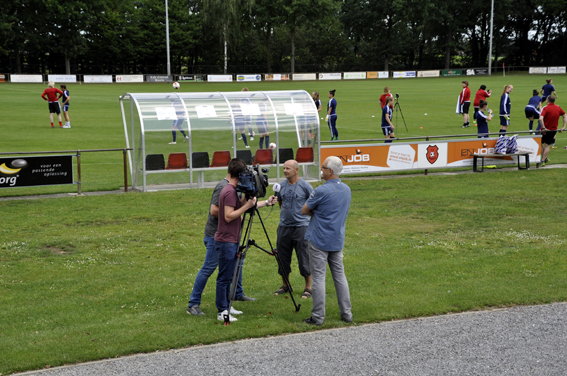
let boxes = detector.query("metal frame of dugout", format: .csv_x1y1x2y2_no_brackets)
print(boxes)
120,90,321,192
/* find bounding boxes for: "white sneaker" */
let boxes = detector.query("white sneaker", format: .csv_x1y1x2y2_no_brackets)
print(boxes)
168,141,176,145
62,124,71,128
217,310,237,322
230,306,243,315
183,136,188,142
245,145,250,149
250,136,254,141
238,137,243,140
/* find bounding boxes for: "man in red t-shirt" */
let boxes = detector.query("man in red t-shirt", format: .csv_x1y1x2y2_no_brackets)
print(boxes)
539,96,567,166
41,81,64,128
459,81,471,128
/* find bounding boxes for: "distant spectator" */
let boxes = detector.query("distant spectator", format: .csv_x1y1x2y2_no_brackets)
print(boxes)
41,81,64,129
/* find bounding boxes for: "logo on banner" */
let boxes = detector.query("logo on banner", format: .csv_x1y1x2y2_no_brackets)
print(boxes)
426,145,439,164
339,149,370,163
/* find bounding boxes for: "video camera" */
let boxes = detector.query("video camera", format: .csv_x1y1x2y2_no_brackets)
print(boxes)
395,93,400,99
236,165,269,198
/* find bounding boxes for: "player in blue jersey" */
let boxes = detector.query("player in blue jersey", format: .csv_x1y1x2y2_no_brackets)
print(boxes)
499,85,513,134
59,84,71,128
326,90,338,140
524,90,542,133
168,98,188,144
381,96,395,143
540,79,558,102
476,100,493,138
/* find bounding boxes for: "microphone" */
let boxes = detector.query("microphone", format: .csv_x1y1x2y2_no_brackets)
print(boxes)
273,183,281,193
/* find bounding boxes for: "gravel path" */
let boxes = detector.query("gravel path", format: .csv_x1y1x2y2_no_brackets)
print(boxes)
20,302,567,376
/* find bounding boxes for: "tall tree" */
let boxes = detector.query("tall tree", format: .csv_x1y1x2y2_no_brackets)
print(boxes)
201,0,254,73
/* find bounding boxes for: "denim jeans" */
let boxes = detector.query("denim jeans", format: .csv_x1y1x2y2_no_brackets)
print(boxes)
215,241,239,313
188,235,243,307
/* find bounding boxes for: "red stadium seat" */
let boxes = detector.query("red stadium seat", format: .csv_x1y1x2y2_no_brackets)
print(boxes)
295,147,314,163
165,152,188,169
253,149,274,165
210,151,231,167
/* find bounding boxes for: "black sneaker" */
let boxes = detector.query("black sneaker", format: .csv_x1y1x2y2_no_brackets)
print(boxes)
187,305,205,316
303,317,322,326
235,294,256,302
341,316,353,323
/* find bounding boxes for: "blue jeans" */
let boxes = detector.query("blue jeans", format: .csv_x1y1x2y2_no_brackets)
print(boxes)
215,241,239,313
188,236,243,307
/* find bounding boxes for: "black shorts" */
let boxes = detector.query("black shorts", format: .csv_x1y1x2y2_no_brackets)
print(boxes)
48,102,61,114
276,226,310,277
462,102,470,114
542,130,557,145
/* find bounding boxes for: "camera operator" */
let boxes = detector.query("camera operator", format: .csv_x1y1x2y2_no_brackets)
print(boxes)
187,170,259,317
301,156,352,326
272,160,314,298
214,158,276,322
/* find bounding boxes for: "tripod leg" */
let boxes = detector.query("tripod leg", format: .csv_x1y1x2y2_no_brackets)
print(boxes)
255,209,301,313
396,103,409,132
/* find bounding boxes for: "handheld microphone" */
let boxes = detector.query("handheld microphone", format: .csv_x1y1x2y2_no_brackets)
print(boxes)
273,183,281,193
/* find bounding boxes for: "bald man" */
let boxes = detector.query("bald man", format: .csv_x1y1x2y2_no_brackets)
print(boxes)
273,160,314,298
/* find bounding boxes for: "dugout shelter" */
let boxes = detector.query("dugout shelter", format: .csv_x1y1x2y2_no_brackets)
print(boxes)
120,90,321,192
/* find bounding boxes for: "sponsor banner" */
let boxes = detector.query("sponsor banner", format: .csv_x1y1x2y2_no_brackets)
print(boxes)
264,73,290,81
417,70,440,78
548,66,566,74
47,75,77,83
292,73,317,81
116,75,144,83
529,67,547,74
366,71,389,79
0,156,74,188
321,137,541,174
344,72,366,79
321,144,418,173
11,74,43,83
208,75,233,82
393,71,416,78
319,73,342,80
441,69,462,77
176,74,204,82
466,68,488,76
146,75,173,83
0,74,5,83
84,75,113,83
236,74,262,82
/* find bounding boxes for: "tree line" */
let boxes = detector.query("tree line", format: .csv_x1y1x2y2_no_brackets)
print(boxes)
1,0,565,75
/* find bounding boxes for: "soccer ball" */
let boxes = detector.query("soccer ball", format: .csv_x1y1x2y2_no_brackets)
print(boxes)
269,142,277,150
172,82,180,89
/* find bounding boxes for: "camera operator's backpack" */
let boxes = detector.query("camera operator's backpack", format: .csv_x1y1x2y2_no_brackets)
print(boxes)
494,136,509,154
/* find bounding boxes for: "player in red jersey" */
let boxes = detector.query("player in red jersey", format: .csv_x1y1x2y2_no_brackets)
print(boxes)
379,86,393,109
539,96,566,166
41,82,64,128
473,85,491,125
459,81,471,128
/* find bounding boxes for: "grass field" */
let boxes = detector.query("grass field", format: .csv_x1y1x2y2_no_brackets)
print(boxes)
0,74,566,195
0,75,566,374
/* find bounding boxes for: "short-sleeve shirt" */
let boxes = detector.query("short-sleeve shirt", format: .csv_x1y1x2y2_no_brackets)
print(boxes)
476,110,489,135
276,179,313,227
527,96,541,108
304,178,351,251
381,105,393,128
204,178,229,237
541,84,555,97
61,90,70,105
214,184,242,244
541,103,566,131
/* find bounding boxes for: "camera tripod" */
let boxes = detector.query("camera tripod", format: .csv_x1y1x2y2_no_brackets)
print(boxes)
394,96,408,132
224,203,301,325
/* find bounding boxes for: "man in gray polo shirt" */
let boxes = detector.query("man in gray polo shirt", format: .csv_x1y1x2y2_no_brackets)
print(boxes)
273,160,314,298
301,156,352,325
